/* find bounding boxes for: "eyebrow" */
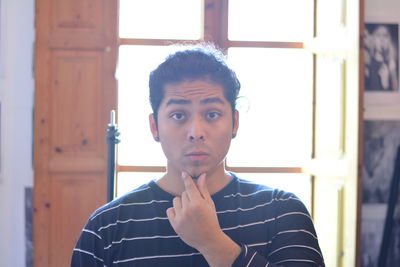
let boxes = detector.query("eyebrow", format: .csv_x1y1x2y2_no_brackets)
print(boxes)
165,99,191,106
165,97,225,107
200,97,225,105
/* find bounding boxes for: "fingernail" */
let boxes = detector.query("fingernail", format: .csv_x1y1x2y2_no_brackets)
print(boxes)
181,172,187,179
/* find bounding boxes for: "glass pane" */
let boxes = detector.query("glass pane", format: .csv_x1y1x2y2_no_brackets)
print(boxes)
119,0,202,40
116,172,163,197
227,47,313,167
228,0,314,42
316,0,344,36
118,45,181,166
237,173,312,212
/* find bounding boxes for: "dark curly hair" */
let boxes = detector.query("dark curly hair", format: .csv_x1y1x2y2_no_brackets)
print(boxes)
149,44,241,124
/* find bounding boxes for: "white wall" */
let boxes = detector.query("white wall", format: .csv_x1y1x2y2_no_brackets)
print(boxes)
0,0,35,266
365,0,400,22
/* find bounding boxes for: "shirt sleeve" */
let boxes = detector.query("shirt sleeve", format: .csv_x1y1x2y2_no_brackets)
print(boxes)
71,218,106,267
232,244,278,267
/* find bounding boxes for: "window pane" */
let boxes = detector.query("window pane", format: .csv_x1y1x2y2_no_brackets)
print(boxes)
119,0,202,40
228,0,314,42
237,173,312,212
117,45,180,166
116,172,163,197
227,47,313,167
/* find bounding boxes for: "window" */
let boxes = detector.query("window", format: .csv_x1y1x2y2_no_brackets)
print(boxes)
116,2,363,265
116,0,315,211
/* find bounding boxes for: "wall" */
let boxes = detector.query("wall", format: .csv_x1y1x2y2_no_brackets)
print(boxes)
362,0,400,266
0,0,35,266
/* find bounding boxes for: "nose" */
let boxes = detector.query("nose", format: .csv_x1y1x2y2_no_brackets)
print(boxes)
187,116,205,142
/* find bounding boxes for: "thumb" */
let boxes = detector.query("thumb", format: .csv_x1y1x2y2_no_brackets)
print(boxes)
166,207,176,225
196,173,211,200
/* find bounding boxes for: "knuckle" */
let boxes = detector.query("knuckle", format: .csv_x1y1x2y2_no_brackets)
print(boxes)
173,196,181,205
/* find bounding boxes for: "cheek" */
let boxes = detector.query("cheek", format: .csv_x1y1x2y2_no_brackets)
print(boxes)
214,127,233,151
159,130,183,156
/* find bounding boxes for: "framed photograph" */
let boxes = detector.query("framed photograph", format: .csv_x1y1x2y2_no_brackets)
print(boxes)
364,23,400,106
362,121,400,266
363,120,400,203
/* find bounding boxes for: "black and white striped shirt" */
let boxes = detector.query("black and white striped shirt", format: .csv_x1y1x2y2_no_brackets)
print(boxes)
72,173,325,266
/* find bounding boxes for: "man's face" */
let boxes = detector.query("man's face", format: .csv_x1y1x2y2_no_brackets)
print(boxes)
150,80,238,178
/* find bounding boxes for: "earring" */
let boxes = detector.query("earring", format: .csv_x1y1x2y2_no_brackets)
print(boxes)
154,137,160,142
232,133,236,139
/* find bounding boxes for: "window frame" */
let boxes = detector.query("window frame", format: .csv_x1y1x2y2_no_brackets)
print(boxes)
116,0,315,207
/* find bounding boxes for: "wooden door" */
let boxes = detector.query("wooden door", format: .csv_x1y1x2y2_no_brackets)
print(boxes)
33,1,118,266
305,0,363,266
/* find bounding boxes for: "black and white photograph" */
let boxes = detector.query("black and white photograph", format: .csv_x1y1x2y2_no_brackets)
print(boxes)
362,120,400,266
363,120,400,203
364,23,399,92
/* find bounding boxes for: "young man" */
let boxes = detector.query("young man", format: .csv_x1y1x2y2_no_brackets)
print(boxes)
72,45,325,266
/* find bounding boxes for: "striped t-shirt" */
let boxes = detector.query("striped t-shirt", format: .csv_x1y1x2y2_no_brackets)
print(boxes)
72,173,325,266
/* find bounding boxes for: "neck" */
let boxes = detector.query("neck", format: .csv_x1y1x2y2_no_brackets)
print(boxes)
156,164,232,196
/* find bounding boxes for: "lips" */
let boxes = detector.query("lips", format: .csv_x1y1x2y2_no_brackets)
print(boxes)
185,151,209,161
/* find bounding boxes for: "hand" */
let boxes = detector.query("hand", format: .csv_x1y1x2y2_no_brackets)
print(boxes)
166,172,241,266
166,172,223,252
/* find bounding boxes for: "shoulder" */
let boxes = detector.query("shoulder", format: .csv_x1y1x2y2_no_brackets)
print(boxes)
232,174,297,199
230,173,308,213
87,182,158,224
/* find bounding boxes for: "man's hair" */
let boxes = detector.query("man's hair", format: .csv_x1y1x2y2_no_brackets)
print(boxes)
149,44,241,123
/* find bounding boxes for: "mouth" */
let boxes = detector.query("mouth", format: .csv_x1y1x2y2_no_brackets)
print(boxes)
185,151,210,162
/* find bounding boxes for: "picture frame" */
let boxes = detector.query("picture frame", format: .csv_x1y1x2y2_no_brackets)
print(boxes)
362,120,400,204
362,120,400,266
364,23,400,106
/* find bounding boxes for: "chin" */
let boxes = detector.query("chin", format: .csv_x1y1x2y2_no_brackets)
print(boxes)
186,170,202,179
184,167,207,179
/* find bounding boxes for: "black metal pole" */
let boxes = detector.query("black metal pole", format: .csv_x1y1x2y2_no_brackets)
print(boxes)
106,110,120,202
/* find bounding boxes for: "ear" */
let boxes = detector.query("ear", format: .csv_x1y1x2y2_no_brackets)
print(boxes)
149,113,159,139
232,110,239,136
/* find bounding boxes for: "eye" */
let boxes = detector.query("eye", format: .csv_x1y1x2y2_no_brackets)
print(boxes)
171,112,185,121
206,111,221,120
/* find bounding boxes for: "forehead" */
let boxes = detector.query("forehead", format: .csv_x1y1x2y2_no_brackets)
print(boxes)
162,80,227,103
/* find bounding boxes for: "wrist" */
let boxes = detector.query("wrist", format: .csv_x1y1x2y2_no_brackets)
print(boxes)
199,232,241,267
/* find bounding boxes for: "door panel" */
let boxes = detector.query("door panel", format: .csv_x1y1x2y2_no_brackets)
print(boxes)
307,0,362,266
314,178,345,267
49,174,105,266
34,0,118,266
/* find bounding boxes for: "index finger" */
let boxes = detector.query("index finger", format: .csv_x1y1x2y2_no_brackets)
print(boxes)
195,173,211,201
182,172,201,199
